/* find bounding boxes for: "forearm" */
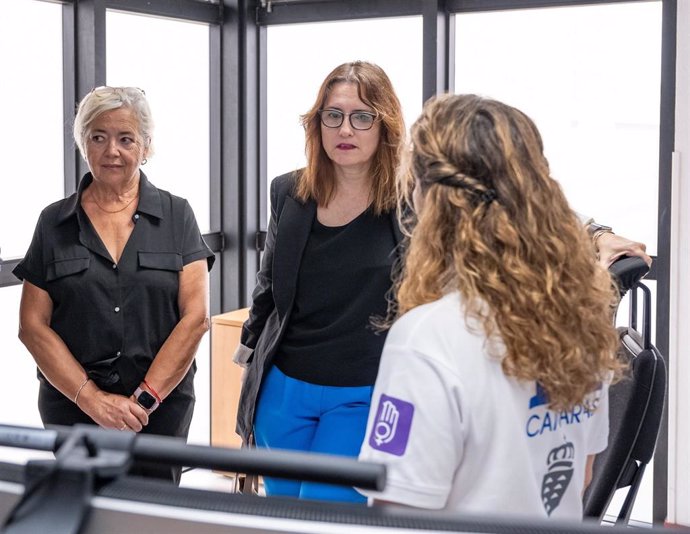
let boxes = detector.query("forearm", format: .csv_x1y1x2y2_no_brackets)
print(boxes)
19,322,90,402
142,259,210,399
144,311,210,399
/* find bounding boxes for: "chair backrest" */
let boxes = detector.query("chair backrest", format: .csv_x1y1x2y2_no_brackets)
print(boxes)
582,282,667,523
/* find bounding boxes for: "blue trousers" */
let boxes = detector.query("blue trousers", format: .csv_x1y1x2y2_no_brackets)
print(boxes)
254,365,373,503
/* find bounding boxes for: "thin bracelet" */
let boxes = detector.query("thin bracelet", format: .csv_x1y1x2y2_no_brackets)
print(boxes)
74,377,90,405
592,229,614,250
143,379,163,404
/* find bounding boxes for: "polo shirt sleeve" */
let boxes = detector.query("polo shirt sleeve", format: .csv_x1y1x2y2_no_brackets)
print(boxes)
357,320,465,509
13,212,48,290
180,200,215,271
586,382,610,455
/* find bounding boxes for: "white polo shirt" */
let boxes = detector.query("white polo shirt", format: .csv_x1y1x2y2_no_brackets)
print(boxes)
358,291,609,519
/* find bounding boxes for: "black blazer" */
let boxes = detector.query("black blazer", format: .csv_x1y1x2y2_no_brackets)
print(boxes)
234,171,404,443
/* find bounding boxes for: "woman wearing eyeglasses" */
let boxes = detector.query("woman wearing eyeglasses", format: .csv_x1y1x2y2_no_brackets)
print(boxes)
14,87,214,484
234,61,406,503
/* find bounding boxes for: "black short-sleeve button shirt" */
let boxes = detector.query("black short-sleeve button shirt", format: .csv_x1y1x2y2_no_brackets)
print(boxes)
14,172,215,394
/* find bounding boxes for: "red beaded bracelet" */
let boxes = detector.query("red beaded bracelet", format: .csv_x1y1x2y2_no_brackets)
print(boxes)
143,379,163,404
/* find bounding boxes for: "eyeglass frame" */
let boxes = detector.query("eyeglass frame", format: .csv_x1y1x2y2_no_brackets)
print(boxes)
317,108,379,131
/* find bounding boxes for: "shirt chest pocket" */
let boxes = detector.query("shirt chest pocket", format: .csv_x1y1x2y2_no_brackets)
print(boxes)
138,251,183,272
45,256,90,282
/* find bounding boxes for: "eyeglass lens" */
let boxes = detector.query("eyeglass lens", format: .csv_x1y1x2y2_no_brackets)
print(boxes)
320,109,375,130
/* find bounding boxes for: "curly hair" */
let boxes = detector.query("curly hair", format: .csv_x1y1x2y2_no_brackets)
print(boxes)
394,94,621,411
296,61,405,214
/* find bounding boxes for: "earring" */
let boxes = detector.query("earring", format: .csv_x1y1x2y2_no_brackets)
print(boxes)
141,159,148,166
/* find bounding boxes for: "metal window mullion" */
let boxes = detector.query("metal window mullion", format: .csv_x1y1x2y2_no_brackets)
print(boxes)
220,0,261,312
243,3,261,309
653,0,676,524
104,0,221,24
210,20,223,318
422,0,453,104
65,0,107,190
447,0,652,13
257,0,423,25
258,26,268,230
62,2,77,197
220,0,243,312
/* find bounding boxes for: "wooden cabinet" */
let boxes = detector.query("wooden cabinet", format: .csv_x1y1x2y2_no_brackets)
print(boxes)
210,308,249,450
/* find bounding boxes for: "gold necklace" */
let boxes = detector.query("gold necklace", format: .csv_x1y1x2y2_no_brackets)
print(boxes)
91,193,139,214
88,180,140,214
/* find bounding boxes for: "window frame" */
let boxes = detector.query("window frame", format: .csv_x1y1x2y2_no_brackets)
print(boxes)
0,0,676,523
256,0,674,522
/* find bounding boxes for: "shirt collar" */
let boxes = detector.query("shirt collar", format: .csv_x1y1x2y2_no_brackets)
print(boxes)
136,171,164,219
56,171,164,224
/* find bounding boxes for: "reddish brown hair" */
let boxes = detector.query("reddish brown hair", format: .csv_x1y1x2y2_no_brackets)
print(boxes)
297,61,404,214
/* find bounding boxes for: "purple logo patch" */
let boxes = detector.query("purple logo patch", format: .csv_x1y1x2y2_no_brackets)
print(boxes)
368,394,414,456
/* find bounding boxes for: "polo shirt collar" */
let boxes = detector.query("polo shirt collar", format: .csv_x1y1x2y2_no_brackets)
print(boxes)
136,171,164,220
56,171,164,223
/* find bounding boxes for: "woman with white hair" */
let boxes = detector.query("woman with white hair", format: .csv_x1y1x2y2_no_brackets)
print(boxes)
14,86,214,484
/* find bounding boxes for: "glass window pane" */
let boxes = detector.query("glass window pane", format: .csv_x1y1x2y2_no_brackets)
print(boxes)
266,17,423,218
454,2,661,255
455,5,661,522
0,0,64,258
106,11,211,232
107,11,211,446
0,286,42,430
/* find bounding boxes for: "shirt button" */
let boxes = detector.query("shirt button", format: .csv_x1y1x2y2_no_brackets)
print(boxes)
112,264,117,269
134,214,140,220
114,306,120,313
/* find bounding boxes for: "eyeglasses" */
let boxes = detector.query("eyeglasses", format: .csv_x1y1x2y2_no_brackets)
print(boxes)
318,109,377,131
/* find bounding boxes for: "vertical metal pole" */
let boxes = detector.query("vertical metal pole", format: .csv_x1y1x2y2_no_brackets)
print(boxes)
654,0,677,524
258,25,268,230
422,0,453,104
210,15,223,317
62,3,77,197
63,0,106,193
220,0,261,311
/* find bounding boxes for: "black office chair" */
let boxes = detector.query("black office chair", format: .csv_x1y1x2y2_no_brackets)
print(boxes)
582,257,666,525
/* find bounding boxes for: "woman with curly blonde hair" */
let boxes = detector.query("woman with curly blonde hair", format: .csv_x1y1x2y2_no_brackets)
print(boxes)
358,94,623,519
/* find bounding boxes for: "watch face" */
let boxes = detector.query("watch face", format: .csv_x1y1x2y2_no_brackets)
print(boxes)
137,390,157,410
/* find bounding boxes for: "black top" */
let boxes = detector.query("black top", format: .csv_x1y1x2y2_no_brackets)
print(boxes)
13,172,215,395
273,208,396,386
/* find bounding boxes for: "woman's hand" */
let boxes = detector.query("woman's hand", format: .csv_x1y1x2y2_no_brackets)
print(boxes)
78,383,149,432
18,281,148,432
596,232,652,269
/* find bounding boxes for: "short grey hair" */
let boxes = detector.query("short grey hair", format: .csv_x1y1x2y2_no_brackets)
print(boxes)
73,86,154,160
